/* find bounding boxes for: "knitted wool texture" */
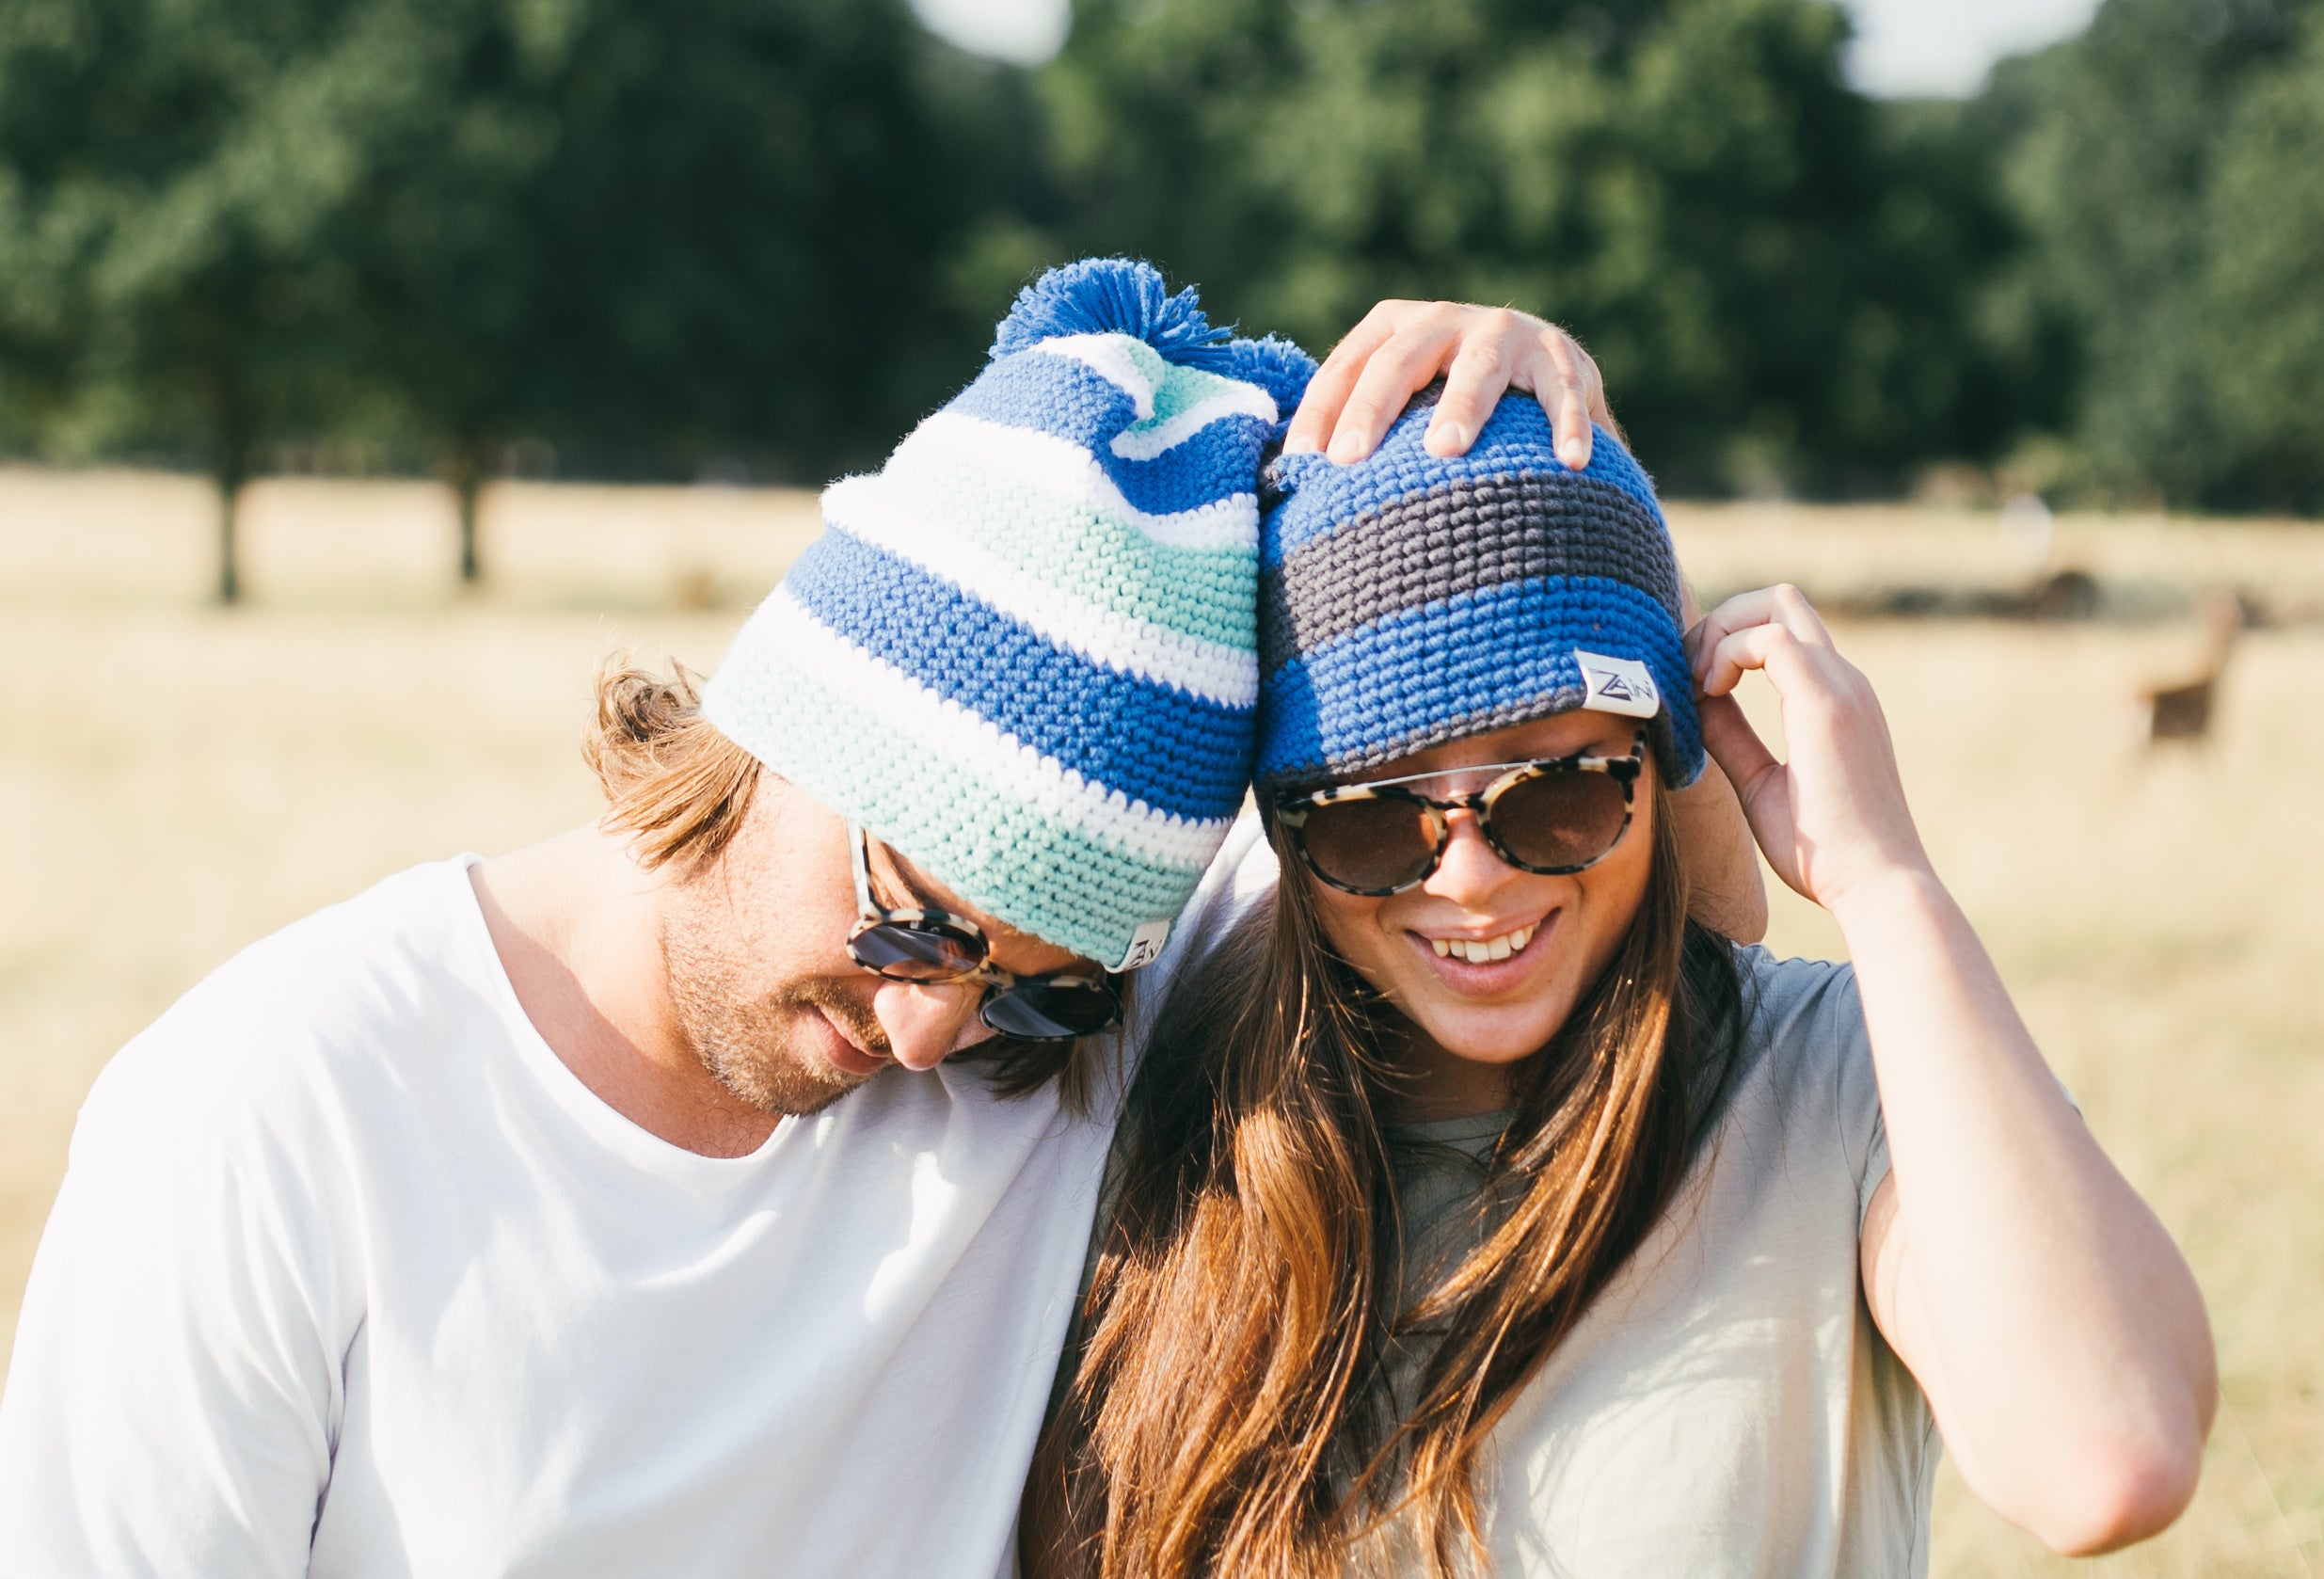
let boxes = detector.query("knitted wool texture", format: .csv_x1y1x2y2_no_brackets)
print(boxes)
705,259,1315,971
1256,386,1704,793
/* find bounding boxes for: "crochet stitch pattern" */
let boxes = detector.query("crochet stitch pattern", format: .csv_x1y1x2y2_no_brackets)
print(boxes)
1256,387,1703,795
705,259,1315,971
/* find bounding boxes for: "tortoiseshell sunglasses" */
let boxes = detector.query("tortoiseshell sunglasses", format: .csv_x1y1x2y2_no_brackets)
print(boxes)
845,823,1122,1040
1272,732,1647,897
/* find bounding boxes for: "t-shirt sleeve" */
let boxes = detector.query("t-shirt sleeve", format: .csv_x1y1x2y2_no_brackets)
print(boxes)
1742,949,1888,1228
1844,1004,1891,1228
0,1029,348,1576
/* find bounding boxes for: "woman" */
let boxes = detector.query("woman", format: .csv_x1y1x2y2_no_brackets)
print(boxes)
1024,386,2215,1577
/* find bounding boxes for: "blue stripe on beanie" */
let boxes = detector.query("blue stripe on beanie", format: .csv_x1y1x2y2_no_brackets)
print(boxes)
788,530,1254,822
706,259,1316,970
1257,388,1702,792
1260,578,1699,787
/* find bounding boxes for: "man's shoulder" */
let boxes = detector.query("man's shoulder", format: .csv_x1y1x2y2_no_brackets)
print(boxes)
84,859,502,1157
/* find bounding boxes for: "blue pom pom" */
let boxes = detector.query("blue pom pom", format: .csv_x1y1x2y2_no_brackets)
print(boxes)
990,257,1232,368
990,258,1319,420
1215,334,1318,418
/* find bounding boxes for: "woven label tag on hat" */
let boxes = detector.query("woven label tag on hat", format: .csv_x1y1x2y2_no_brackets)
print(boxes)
1574,651,1662,719
1117,918,1172,972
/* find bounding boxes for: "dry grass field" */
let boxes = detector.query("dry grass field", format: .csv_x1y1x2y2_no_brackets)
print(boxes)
2,469,2318,1575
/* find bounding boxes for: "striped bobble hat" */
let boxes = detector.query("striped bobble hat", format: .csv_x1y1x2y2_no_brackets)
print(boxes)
704,258,1315,972
1256,384,1702,794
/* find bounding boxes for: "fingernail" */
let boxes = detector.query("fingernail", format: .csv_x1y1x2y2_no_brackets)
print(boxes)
1328,435,1364,465
1432,423,1469,454
1281,434,1317,454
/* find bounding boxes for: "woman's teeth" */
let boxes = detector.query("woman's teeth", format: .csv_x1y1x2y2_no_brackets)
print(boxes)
1429,923,1536,964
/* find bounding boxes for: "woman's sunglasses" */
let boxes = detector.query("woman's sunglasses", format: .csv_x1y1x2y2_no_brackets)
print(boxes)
845,823,1122,1041
1273,733,1647,897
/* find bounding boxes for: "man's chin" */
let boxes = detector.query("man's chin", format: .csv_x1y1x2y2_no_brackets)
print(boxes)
705,1045,868,1120
691,1005,881,1119
765,1074,864,1120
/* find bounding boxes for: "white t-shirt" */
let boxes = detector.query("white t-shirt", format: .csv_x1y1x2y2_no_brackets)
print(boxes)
0,825,1270,1579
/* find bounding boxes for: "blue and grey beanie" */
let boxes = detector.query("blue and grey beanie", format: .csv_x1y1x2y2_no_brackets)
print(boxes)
705,259,1315,971
1256,386,1702,793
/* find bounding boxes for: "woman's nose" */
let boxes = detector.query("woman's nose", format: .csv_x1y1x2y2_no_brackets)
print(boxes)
1425,808,1516,904
872,980,991,1071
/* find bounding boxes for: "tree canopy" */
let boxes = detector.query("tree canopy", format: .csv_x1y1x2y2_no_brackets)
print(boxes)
1980,0,2324,511
2,0,2321,523
1039,0,2027,494
0,0,1027,591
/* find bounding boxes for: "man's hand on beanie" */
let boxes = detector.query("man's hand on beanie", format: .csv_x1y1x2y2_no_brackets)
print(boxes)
1281,301,1617,471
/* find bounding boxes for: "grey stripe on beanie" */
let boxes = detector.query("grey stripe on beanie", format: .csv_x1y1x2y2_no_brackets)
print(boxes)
1258,471,1683,676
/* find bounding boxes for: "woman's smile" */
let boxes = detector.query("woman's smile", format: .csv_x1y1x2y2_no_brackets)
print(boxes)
1409,909,1558,992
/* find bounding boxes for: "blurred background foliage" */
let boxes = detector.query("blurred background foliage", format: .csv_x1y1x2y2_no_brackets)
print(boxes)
2,0,2321,575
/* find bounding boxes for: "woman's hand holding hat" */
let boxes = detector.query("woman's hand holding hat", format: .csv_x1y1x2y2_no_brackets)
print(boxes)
1690,582,1934,918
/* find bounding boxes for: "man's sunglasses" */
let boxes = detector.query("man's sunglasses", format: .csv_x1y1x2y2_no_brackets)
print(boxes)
1272,733,1647,897
845,823,1122,1041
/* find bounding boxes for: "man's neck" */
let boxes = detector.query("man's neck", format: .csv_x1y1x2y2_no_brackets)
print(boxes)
469,827,782,1158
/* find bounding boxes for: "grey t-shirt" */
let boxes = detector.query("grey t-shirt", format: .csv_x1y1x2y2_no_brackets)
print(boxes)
1074,942,1936,1579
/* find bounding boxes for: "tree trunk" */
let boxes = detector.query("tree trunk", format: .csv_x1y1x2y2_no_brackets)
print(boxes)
215,469,245,606
444,439,486,586
458,480,481,584
208,367,254,608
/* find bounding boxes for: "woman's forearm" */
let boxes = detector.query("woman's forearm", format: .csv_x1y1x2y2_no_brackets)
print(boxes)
1839,868,2215,1555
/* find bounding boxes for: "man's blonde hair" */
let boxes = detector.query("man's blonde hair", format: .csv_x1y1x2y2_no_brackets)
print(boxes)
583,655,762,879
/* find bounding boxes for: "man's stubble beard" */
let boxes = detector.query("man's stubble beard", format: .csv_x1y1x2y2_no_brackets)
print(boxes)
661,924,889,1119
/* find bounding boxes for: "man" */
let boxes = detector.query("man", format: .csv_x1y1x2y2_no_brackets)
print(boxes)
0,262,1743,1575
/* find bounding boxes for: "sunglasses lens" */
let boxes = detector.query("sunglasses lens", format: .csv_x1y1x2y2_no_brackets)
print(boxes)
1490,770,1630,872
1297,794,1441,893
980,979,1121,1041
850,921,982,982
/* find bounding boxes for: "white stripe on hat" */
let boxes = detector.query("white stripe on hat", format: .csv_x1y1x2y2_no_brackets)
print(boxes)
820,476,1258,709
1109,381,1281,462
905,412,1260,554
739,587,1237,869
1031,334,1160,421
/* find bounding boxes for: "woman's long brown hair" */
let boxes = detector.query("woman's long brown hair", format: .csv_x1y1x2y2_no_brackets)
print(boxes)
1023,772,1744,1579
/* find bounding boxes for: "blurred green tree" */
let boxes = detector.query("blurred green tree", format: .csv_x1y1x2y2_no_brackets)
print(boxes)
2201,8,2324,512
1040,0,2023,494
0,0,1027,595
0,0,378,601
1979,0,2320,510
328,0,1027,581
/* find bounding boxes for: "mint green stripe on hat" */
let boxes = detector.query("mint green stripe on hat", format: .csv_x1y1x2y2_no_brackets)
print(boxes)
719,650,1213,967
869,423,1260,650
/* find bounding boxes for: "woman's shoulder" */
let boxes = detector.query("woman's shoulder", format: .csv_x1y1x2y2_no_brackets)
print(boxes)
1731,943,1863,1038
1715,943,1884,1181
